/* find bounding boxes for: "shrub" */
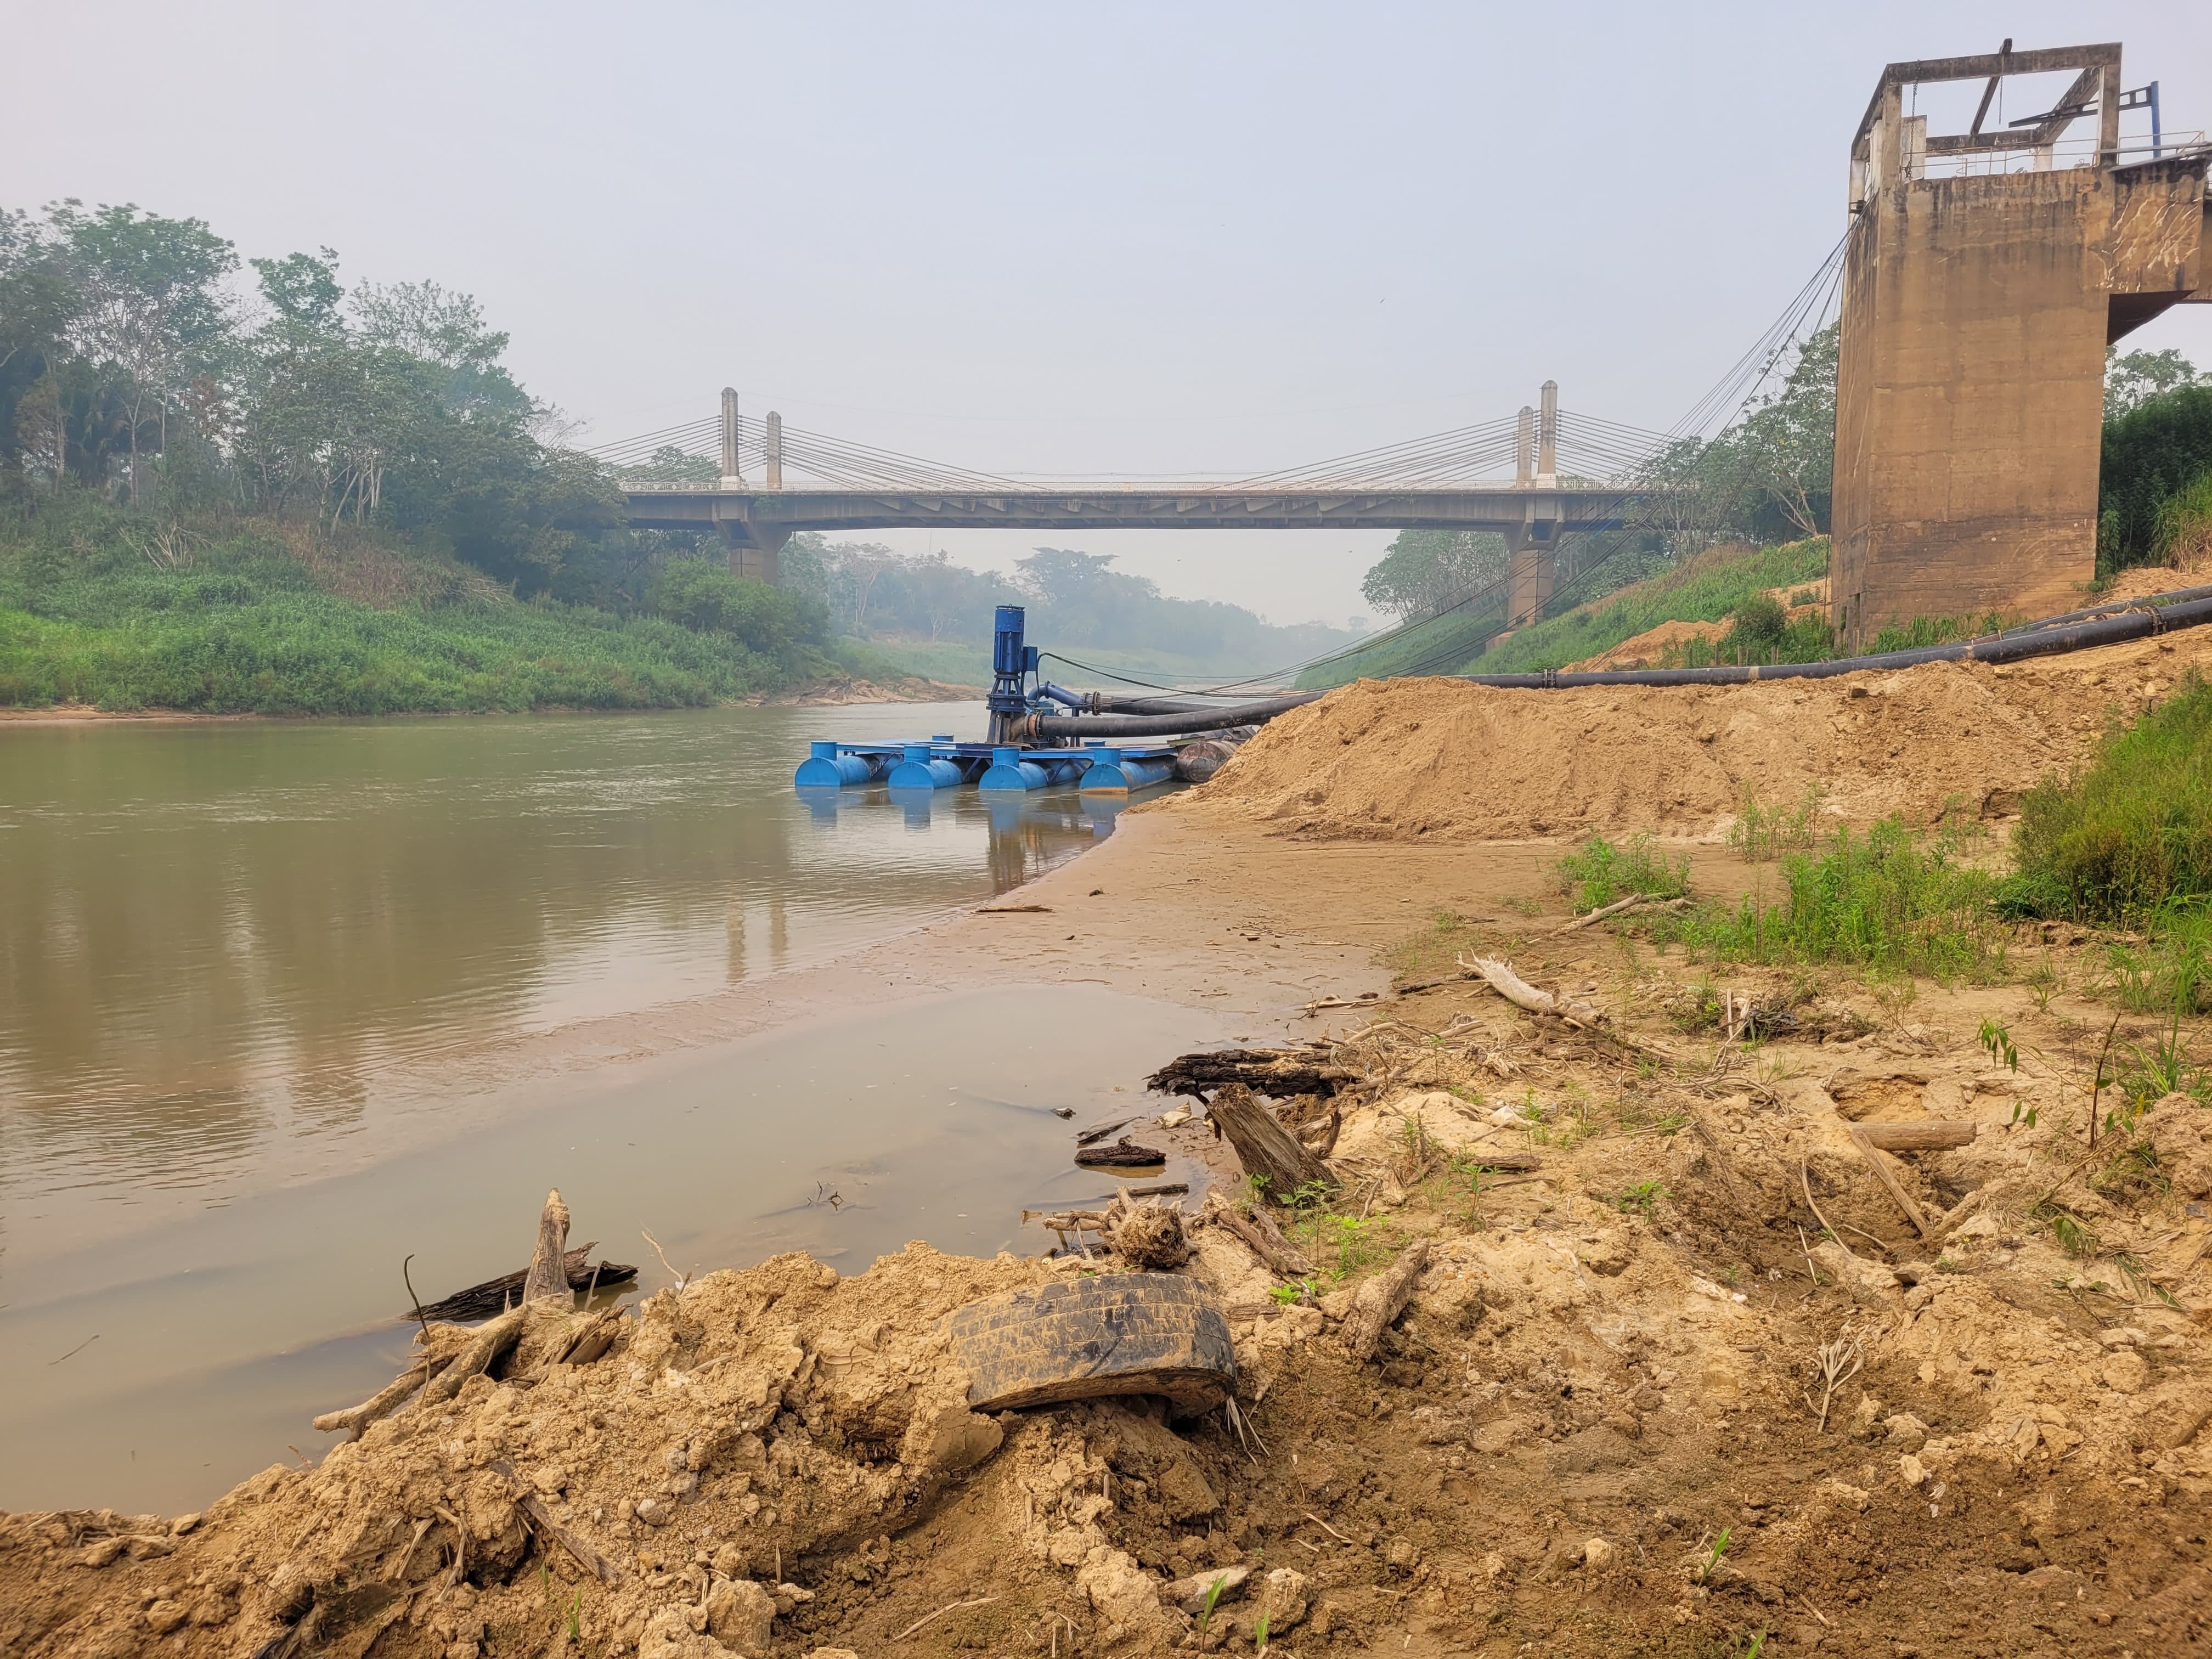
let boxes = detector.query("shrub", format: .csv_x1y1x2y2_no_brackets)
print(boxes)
1555,833,1692,913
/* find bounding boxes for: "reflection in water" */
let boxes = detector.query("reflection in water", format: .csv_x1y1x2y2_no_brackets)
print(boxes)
0,704,1151,1250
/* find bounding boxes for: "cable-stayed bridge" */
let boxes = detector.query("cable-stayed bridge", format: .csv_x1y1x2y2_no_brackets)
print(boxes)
590,383,1678,624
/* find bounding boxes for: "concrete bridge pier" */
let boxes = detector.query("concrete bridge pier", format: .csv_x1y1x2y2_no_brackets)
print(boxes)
1504,383,1562,626
723,523,787,585
715,388,786,582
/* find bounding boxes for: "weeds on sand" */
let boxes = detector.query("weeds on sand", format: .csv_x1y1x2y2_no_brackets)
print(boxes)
1613,1179,1671,1217
2001,675,2212,927
1555,833,1692,914
1655,816,2007,984
1729,785,1826,862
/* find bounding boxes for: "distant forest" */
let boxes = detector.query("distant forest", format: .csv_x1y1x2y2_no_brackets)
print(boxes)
780,539,1356,674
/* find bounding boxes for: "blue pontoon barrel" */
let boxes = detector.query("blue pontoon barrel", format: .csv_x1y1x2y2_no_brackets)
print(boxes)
979,746,1084,792
794,740,883,787
1077,746,1175,794
887,742,966,789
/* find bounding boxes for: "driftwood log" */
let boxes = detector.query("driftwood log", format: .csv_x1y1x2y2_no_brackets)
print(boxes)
1456,954,1607,1027
1855,1120,1977,1152
1075,1137,1167,1169
1341,1239,1429,1361
317,1189,630,1441
1206,1083,1336,1200
1147,1049,1350,1101
411,1244,637,1323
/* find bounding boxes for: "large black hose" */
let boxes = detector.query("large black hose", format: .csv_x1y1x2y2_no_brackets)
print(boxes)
1463,592,2212,690
1021,692,1322,739
1021,589,2212,739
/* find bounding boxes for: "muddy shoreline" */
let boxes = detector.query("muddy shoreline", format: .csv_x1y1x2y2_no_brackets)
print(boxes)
10,634,2212,1656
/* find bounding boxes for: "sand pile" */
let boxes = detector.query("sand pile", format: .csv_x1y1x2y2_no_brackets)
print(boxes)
1561,618,1728,672
1162,624,2211,842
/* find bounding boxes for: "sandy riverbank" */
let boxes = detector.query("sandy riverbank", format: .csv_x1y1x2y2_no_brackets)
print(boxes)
9,636,2212,1657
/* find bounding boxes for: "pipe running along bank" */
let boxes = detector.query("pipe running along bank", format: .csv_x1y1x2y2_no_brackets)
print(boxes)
1014,592,2212,741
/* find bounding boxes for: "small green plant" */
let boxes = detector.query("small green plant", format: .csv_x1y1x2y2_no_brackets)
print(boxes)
2008,1099,2040,1132
1936,1255,1965,1273
2045,1207,2099,1259
1254,1612,1271,1655
1695,1526,1732,1584
1979,1018,2018,1073
1198,1572,1229,1636
1268,1279,1311,1307
1554,832,1692,913
1614,1179,1670,1217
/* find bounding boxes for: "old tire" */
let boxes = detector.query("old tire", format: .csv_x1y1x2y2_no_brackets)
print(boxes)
942,1272,1235,1415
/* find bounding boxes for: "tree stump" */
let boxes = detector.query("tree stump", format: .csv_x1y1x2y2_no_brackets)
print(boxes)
1205,1084,1335,1202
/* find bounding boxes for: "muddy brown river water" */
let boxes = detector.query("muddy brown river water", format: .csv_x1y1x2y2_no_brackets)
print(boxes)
0,706,1218,1512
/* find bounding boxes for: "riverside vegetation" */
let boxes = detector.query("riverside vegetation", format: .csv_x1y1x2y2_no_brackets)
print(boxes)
0,200,1347,713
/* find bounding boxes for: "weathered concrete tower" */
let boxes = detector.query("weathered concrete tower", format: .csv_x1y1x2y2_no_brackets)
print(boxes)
716,387,788,584
1831,42,2210,648
1504,383,1563,626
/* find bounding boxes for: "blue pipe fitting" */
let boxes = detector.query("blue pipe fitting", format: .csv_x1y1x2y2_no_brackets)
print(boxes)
794,740,882,787
887,741,966,790
1077,746,1175,794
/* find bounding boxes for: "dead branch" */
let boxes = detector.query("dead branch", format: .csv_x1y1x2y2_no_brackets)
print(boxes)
413,1245,637,1323
1799,1158,1853,1258
1211,1200,1312,1278
1455,954,1606,1028
1544,893,1652,936
1847,1127,1933,1238
1341,1239,1430,1361
1147,1049,1350,1101
1807,1329,1865,1432
1856,1121,1976,1152
417,1306,527,1409
897,1596,999,1641
312,1353,459,1441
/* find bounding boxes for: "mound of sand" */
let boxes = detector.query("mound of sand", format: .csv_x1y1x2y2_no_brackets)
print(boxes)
1161,625,2209,842
1561,618,1728,673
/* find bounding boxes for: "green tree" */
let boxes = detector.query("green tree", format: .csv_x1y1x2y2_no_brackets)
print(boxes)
1361,529,1509,620
2106,348,2201,421
0,210,80,492
46,201,237,504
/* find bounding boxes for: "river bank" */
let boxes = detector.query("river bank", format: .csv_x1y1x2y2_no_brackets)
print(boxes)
9,634,2212,1656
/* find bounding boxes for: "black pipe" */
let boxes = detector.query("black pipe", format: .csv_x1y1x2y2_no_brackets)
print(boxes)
1021,589,2212,739
1021,693,1322,739
1463,592,2212,690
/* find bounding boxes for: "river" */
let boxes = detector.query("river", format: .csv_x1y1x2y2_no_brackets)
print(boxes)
0,705,1217,1512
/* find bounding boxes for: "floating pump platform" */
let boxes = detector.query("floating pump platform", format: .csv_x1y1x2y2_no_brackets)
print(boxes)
794,606,1224,797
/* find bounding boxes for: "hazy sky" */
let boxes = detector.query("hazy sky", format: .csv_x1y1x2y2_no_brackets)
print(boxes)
9,2,2210,627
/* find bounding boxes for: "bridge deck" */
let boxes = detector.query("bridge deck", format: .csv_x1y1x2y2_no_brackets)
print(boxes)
623,483,1639,538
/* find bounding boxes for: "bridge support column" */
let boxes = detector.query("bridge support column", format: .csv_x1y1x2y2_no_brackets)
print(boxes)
723,524,788,586
1505,530,1554,629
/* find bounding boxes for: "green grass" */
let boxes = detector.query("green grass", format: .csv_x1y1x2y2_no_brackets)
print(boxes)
2002,675,2212,923
1463,539,1831,678
1555,833,1691,913
0,508,887,714
1656,816,2007,984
